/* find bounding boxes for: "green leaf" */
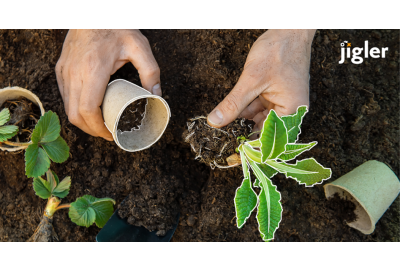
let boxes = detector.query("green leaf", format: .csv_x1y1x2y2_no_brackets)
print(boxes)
46,170,57,192
31,111,61,143
266,158,332,186
256,178,282,242
257,163,278,178
247,139,261,148
25,144,51,178
0,125,19,134
278,142,317,161
53,176,71,199
69,195,115,228
0,108,11,126
254,178,260,188
281,106,308,143
52,170,60,185
0,126,18,142
33,177,52,199
235,177,258,228
250,161,282,242
41,136,69,163
260,109,288,162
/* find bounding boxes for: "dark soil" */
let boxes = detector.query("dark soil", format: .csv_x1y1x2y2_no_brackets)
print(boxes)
0,97,41,142
182,117,251,167
117,99,147,132
0,29,399,242
326,193,357,224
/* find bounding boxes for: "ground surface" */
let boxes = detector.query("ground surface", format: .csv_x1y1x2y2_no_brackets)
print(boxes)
0,29,398,242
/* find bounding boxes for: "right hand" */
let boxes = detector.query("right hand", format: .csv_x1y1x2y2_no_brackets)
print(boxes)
56,30,161,141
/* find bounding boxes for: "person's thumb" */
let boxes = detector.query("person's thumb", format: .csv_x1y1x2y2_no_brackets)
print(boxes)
207,76,260,128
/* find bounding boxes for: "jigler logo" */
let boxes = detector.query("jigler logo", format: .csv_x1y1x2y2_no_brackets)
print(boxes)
339,41,388,64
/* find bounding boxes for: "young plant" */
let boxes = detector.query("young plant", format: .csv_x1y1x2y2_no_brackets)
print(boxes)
29,169,116,242
0,109,69,178
233,106,331,241
0,108,19,143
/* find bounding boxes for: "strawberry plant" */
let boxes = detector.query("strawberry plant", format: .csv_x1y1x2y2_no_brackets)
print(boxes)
233,106,331,241
29,169,116,242
0,109,69,178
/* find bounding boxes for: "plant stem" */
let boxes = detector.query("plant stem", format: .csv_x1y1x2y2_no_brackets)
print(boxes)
55,204,71,210
44,197,61,218
242,144,262,163
2,140,32,147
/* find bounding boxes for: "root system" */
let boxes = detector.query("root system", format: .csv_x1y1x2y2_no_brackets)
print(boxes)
27,215,59,242
182,116,252,168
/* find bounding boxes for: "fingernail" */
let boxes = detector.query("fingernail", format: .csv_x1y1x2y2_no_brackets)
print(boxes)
152,84,162,96
208,109,223,126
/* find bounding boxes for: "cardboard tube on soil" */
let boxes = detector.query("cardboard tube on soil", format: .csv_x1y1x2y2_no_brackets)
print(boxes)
324,160,400,234
0,86,45,152
102,79,171,152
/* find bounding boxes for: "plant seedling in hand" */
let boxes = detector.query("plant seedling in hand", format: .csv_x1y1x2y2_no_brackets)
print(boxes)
233,106,331,241
29,169,115,242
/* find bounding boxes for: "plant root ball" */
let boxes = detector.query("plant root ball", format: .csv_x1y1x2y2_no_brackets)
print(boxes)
27,215,59,242
183,116,252,168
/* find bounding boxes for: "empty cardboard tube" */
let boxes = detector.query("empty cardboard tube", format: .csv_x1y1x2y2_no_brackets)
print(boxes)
102,79,171,152
0,86,45,152
324,160,400,234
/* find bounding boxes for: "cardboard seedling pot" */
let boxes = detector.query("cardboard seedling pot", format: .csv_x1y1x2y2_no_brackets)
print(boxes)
0,86,45,152
324,160,400,234
102,79,171,152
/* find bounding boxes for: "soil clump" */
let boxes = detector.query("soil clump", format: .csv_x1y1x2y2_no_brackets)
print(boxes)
0,97,41,142
183,117,251,168
117,99,147,132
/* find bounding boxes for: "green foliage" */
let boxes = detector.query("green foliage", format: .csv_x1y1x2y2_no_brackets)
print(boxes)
33,170,71,199
69,195,116,228
0,108,18,142
234,106,331,241
25,111,69,178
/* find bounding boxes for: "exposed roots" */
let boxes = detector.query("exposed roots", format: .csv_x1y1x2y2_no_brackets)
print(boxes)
27,215,59,242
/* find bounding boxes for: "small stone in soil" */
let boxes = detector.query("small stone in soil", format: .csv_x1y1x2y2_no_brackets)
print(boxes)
117,99,147,132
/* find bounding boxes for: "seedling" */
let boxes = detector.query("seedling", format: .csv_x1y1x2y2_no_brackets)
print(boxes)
29,169,116,241
233,106,331,241
0,108,69,178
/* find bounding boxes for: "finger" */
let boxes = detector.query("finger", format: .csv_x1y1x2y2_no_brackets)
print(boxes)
253,109,269,130
239,98,266,120
79,71,114,141
207,72,260,128
125,35,162,96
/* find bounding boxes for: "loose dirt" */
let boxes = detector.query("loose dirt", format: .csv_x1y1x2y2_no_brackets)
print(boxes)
0,30,398,242
117,99,147,132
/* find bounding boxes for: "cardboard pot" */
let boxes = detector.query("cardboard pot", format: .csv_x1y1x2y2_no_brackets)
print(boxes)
0,86,45,152
102,79,171,152
324,160,400,234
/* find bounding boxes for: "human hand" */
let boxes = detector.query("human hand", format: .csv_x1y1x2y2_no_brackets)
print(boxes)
56,29,161,141
207,29,316,133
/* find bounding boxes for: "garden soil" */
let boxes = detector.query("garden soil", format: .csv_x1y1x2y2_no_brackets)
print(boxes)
0,30,398,242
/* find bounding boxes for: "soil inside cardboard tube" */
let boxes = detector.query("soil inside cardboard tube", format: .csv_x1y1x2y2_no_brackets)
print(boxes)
326,193,357,224
0,30,399,242
117,99,147,132
0,97,41,142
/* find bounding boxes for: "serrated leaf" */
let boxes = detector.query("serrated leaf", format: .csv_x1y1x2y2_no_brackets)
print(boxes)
33,177,52,199
0,127,18,142
256,178,282,242
0,125,19,134
278,142,317,161
260,109,288,162
257,163,278,178
281,106,308,143
46,170,57,192
52,170,60,185
69,195,115,228
41,136,69,163
253,178,260,188
31,111,61,143
235,177,258,228
25,144,51,178
53,176,71,198
0,108,11,126
266,158,332,186
250,161,282,242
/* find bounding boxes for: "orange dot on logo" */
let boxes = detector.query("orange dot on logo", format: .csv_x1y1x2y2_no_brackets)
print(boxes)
347,43,351,47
